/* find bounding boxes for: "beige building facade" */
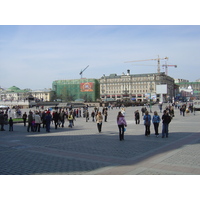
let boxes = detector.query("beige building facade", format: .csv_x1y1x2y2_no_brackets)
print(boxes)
99,71,176,103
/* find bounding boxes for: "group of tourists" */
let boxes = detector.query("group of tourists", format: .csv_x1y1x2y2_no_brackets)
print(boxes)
22,109,81,133
19,106,109,134
143,110,171,138
116,107,172,141
0,110,14,132
0,102,195,142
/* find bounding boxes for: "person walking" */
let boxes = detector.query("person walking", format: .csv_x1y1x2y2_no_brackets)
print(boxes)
141,107,146,116
143,111,151,136
27,111,34,132
9,117,14,131
45,111,52,132
68,112,74,128
182,105,186,117
91,110,95,122
96,111,103,133
60,110,66,128
0,111,5,131
34,112,42,132
53,111,60,129
152,111,161,137
134,110,140,124
41,111,47,128
85,110,89,122
22,112,27,126
104,108,108,122
162,110,171,138
117,111,127,141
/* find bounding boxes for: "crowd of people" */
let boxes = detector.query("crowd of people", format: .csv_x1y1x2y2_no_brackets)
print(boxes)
0,102,196,142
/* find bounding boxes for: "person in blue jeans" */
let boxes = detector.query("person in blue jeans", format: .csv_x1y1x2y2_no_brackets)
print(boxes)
152,111,161,137
161,110,171,138
117,111,127,141
45,111,52,132
143,111,151,137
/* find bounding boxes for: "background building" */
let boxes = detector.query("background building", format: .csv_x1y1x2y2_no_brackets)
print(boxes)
176,82,200,100
0,86,54,102
52,79,100,102
99,70,176,103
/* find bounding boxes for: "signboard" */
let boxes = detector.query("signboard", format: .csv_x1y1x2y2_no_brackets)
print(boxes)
156,84,167,94
145,93,156,100
80,82,94,92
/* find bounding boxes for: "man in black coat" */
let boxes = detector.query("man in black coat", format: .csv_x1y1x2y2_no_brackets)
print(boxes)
0,111,5,131
162,110,171,138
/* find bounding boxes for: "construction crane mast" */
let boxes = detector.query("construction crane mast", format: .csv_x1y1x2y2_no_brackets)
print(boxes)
80,65,89,79
162,65,177,76
125,55,168,73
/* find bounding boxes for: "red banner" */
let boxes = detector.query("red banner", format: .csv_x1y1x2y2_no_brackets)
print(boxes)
80,82,94,92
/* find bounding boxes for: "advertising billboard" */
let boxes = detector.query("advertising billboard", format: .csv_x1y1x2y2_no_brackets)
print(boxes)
80,82,94,92
156,84,167,94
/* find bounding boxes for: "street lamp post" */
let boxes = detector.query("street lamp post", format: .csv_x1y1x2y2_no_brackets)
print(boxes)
123,88,129,102
148,75,153,113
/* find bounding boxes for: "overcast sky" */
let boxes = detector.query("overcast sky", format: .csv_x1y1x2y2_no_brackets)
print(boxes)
0,1,200,90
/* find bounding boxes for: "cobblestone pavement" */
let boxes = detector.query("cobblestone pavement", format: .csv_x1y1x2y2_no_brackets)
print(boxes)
0,104,200,175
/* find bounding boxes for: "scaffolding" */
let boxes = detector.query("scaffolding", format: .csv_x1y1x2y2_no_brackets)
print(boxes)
52,79,100,102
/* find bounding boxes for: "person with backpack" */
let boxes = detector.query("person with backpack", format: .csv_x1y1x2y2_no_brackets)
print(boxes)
152,111,161,137
162,110,171,138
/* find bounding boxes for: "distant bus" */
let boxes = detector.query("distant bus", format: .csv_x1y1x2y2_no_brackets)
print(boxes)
193,100,200,111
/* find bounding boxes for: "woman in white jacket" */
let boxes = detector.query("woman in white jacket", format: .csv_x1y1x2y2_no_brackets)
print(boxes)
34,112,42,132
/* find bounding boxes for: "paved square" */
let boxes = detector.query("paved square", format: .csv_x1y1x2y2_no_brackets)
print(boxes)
0,104,199,175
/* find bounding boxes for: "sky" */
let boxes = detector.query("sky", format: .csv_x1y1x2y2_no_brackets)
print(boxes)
0,25,200,90
0,0,200,90
0,0,198,196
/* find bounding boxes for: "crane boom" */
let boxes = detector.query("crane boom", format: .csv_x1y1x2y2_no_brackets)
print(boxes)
125,56,168,73
162,65,177,75
80,65,89,78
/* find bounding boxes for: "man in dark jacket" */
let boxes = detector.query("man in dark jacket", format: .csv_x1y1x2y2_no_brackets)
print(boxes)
27,111,34,132
0,111,5,131
135,110,140,124
162,110,171,138
60,110,66,127
53,111,60,129
45,111,52,132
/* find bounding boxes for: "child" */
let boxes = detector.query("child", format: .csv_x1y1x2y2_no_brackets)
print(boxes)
9,117,13,131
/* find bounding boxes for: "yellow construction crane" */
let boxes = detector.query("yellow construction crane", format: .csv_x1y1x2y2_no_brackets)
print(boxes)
162,64,177,76
124,55,168,73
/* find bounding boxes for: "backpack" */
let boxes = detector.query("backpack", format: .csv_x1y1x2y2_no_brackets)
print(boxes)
167,115,171,124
